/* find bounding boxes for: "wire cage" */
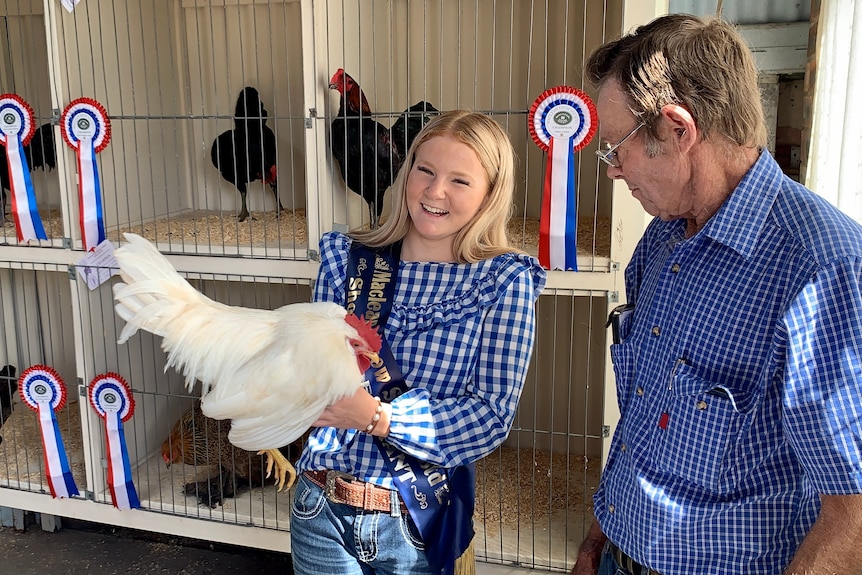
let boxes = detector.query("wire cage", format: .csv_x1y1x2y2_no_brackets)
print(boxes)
2,0,619,270
0,257,611,571
0,262,80,493
112,270,608,570
0,0,638,573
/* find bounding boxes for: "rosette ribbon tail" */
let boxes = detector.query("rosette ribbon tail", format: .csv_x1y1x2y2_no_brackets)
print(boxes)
36,401,79,498
61,0,82,12
104,411,140,509
539,135,578,271
77,140,106,251
5,137,48,242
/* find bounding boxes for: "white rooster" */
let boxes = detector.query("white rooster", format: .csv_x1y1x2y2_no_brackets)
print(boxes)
112,233,382,491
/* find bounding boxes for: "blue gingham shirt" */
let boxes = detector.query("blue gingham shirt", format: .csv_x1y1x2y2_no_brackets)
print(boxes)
597,151,862,575
296,232,546,489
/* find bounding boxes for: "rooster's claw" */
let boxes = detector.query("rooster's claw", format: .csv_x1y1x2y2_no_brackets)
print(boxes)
260,449,297,492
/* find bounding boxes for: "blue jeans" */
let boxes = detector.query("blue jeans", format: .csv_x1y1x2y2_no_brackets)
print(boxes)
290,473,432,575
598,542,651,575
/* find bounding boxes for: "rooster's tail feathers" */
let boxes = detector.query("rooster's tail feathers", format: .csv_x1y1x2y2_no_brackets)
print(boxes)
112,233,214,347
113,233,279,398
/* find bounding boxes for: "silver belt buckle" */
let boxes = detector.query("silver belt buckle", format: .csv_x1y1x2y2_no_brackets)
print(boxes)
324,470,354,503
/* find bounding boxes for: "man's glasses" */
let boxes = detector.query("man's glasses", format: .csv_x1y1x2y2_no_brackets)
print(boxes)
595,121,646,168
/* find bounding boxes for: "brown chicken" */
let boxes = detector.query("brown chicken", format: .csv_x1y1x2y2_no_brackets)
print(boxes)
161,403,303,508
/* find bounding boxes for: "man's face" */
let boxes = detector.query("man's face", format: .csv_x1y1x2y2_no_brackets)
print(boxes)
595,79,693,221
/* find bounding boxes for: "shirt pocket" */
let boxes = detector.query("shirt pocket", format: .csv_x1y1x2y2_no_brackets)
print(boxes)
609,342,637,415
653,362,758,493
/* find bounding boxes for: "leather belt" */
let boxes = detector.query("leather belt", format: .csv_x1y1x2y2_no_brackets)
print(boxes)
304,470,407,514
609,541,661,575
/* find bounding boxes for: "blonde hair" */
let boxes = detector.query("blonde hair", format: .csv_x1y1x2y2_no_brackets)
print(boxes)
586,13,767,151
350,110,521,263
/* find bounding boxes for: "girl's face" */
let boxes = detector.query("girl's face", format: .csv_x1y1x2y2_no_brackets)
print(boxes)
403,135,489,262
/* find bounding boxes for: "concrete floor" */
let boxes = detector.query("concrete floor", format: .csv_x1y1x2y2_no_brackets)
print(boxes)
0,517,553,575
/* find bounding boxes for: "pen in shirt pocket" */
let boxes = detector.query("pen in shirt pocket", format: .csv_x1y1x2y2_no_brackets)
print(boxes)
706,387,730,399
606,303,635,344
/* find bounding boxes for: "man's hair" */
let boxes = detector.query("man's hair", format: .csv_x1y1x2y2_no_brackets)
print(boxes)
351,109,521,263
586,13,767,151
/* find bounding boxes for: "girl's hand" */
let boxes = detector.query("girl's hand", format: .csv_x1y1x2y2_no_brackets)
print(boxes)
313,387,391,437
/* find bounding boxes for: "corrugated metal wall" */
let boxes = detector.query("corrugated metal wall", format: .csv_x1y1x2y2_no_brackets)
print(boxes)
669,0,811,23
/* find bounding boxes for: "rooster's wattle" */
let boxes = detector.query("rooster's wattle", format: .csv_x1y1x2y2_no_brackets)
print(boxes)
112,233,381,490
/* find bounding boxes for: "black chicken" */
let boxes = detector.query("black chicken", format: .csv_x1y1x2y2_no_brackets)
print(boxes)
328,69,400,230
210,87,282,223
162,402,304,507
1,364,17,425
390,101,440,160
1,123,56,225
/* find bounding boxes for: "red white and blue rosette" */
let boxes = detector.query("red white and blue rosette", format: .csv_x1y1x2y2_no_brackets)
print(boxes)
61,98,111,251
17,365,79,498
0,94,48,243
89,373,140,510
528,86,598,271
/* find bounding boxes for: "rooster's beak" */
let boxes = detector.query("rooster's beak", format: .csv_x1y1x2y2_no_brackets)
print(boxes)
363,352,380,366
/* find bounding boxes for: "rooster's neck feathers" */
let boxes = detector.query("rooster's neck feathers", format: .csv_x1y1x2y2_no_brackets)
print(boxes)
348,87,372,116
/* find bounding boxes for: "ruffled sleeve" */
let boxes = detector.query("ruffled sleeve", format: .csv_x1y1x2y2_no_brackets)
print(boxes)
313,231,352,306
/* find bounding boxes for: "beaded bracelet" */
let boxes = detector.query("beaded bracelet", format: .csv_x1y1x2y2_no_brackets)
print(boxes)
364,396,383,433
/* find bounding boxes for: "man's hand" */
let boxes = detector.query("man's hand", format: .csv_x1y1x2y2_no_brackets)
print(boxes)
570,518,607,575
784,493,862,575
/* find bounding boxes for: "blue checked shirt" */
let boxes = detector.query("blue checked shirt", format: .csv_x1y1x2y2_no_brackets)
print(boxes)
296,232,546,489
597,151,862,575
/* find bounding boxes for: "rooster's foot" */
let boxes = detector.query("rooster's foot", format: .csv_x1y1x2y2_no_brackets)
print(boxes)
259,449,296,492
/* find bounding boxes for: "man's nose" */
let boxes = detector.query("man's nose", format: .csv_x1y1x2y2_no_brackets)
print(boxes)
606,165,624,180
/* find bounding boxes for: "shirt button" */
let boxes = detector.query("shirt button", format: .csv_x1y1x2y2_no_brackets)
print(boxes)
671,263,681,273
651,326,661,336
621,443,627,452
608,504,616,513
696,400,708,410
636,386,644,396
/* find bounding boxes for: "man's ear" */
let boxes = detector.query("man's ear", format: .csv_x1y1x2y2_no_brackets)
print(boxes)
661,103,696,149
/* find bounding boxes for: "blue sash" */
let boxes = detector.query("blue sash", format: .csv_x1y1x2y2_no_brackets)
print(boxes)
346,242,474,575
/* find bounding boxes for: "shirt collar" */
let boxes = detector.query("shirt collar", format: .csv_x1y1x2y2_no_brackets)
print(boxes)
701,150,784,260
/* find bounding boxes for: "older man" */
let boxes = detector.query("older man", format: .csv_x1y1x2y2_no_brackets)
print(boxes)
572,13,862,575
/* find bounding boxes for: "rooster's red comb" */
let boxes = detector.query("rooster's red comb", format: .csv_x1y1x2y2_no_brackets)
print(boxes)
329,68,345,86
344,313,382,351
